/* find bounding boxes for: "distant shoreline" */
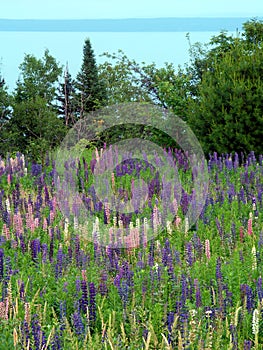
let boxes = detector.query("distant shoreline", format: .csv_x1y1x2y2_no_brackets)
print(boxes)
0,17,258,32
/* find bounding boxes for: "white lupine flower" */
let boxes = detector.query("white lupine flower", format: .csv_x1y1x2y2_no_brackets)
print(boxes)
166,220,172,235
136,218,140,230
5,198,11,214
189,309,197,317
252,309,259,335
143,217,148,234
252,246,257,270
64,217,69,235
185,217,189,233
74,216,79,230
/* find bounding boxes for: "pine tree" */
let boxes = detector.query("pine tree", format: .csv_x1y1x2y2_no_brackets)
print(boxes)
56,63,76,126
75,38,107,117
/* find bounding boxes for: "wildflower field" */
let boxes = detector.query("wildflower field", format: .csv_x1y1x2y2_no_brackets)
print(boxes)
0,150,262,349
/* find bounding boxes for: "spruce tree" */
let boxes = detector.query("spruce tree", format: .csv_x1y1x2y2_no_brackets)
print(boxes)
56,63,76,126
75,38,107,117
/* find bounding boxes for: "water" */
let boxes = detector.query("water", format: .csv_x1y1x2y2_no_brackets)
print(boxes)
0,30,237,91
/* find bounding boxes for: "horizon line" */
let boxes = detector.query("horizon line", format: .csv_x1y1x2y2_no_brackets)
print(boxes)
0,16,260,20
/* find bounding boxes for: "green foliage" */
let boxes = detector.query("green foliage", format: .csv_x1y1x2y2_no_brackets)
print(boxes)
14,49,62,105
10,96,66,162
187,19,263,155
99,50,191,119
74,38,107,117
0,76,12,155
56,64,77,126
1,50,66,161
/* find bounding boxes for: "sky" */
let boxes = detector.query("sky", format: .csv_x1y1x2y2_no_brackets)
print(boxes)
1,0,263,19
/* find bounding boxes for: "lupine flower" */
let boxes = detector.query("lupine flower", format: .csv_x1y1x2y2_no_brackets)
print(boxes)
21,320,30,348
252,309,259,335
31,314,46,350
24,302,31,324
72,311,85,336
30,239,41,263
80,279,88,313
89,282,96,325
256,277,263,301
167,311,175,344
186,242,193,266
247,213,253,236
251,246,257,270
194,279,202,308
0,298,8,320
229,324,238,349
205,239,211,260
0,248,3,281
244,340,252,350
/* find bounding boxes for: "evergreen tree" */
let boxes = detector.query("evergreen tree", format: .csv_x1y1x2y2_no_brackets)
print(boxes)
75,38,107,117
56,63,76,126
187,19,263,156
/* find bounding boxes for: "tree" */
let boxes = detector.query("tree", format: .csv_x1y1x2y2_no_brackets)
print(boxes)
98,50,191,119
56,63,77,127
97,50,191,148
9,50,66,161
15,49,62,105
187,19,263,156
10,96,66,161
0,75,12,156
75,38,107,117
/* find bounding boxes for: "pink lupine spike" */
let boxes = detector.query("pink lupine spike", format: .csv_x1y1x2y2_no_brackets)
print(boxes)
247,215,253,236
205,239,211,260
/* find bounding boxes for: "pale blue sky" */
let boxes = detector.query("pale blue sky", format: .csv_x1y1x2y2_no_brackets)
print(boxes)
1,0,263,19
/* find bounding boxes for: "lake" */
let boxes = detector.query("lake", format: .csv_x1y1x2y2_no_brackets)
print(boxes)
0,29,240,91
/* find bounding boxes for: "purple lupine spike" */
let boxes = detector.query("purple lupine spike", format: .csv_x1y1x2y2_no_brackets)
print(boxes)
80,280,88,313
98,271,108,297
31,239,41,263
136,251,144,270
179,312,189,346
194,278,202,308
186,242,193,267
19,280,25,301
167,311,175,344
180,190,189,215
245,285,254,313
244,340,252,350
256,277,263,301
72,311,85,336
49,233,54,263
148,241,155,268
67,246,73,264
41,244,48,264
75,278,81,293
229,323,238,349
216,257,222,280
31,163,42,177
74,235,80,266
51,331,62,350
88,282,96,325
55,246,63,279
215,218,224,240
31,314,46,350
0,249,3,281
21,320,30,349
181,274,188,306
4,256,12,282
59,301,67,321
